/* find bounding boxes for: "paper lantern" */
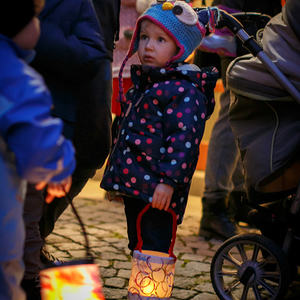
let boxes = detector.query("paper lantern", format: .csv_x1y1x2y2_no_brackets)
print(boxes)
128,204,177,299
40,193,105,300
40,260,105,300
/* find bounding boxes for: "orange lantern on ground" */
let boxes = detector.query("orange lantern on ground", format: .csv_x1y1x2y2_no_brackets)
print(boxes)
39,194,105,300
128,204,177,299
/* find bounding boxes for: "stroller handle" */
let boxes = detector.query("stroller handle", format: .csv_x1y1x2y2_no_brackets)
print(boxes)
217,10,300,104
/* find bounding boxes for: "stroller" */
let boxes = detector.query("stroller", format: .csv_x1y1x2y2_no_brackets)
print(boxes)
207,4,300,300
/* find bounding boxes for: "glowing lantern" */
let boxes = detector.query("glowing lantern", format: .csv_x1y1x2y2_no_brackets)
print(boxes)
40,194,105,300
40,260,104,300
128,204,177,299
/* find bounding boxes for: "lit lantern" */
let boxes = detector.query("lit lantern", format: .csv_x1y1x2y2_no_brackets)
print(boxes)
40,260,104,300
40,194,105,300
128,204,177,299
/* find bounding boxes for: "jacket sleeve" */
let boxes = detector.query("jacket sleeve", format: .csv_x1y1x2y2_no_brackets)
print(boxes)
158,85,207,187
32,0,108,83
0,64,76,183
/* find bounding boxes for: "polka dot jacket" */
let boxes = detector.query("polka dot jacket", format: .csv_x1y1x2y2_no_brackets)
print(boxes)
101,63,218,223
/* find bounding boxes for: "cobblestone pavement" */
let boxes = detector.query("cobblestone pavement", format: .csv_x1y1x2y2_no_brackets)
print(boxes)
45,179,300,300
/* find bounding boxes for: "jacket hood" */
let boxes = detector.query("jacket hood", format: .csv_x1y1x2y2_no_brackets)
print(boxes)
130,63,218,119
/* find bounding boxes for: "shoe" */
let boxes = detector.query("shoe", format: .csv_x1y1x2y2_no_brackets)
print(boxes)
40,247,64,267
199,197,240,240
21,277,41,300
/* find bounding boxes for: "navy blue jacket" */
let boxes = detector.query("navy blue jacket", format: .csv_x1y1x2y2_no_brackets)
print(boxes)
101,63,218,223
31,0,111,169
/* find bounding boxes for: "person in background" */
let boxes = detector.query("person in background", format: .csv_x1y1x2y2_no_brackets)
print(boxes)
101,1,218,280
0,0,75,299
21,0,111,298
197,0,282,240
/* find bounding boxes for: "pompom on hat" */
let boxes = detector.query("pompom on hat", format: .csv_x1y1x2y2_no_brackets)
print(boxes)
0,0,45,38
118,0,219,101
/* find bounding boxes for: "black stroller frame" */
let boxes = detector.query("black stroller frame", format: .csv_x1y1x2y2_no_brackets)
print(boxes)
207,10,300,300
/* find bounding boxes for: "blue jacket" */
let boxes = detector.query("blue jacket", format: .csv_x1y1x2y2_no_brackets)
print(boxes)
0,34,75,183
31,0,111,169
101,63,218,222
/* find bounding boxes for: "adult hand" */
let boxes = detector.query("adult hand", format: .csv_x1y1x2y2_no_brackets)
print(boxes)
35,176,72,204
152,183,174,211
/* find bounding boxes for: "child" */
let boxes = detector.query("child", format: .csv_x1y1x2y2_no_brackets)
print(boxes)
0,0,75,299
101,0,218,254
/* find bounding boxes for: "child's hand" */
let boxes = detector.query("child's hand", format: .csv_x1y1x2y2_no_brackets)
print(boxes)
35,176,72,204
152,183,174,211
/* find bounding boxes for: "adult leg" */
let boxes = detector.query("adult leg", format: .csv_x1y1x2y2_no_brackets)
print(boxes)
199,56,243,240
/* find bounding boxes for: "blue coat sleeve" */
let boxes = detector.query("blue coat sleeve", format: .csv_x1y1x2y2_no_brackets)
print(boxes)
32,0,108,83
158,84,207,187
0,63,75,183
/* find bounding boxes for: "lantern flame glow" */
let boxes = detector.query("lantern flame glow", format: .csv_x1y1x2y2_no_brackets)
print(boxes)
40,263,105,300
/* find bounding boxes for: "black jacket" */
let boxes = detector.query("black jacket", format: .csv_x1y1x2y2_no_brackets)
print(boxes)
31,0,111,169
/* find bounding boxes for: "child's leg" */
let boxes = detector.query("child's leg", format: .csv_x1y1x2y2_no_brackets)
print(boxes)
123,196,173,253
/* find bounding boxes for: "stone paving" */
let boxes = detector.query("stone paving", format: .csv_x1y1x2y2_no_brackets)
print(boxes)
45,179,300,300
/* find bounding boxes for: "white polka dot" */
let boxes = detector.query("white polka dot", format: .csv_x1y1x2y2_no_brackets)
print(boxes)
144,175,150,180
128,122,133,127
194,115,198,121
171,159,177,165
125,135,129,140
184,97,190,102
160,68,166,74
185,142,191,148
113,184,119,190
180,197,184,203
149,197,153,202
110,166,114,171
157,111,162,117
121,129,125,135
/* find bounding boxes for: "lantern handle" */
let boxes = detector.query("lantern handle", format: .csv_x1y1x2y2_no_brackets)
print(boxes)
64,190,94,260
135,203,177,259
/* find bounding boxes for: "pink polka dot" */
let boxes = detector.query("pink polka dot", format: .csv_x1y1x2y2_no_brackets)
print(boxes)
195,138,199,144
140,118,146,124
178,87,184,92
171,137,176,142
123,168,129,174
177,112,183,118
175,81,181,86
182,163,187,169
202,73,207,78
201,113,206,119
146,156,152,161
165,81,170,84
184,177,189,183
149,128,155,133
153,83,159,88
125,182,131,187
133,190,140,196
167,108,173,114
156,90,162,96
146,138,152,144
153,99,158,105
178,122,184,128
131,177,136,183
135,139,141,145
202,80,206,86
126,158,132,164
167,147,173,153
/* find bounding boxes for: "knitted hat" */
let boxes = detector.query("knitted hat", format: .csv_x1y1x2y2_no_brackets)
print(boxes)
118,1,218,100
0,0,44,38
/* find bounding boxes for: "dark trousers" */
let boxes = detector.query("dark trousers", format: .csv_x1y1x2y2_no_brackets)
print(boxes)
123,196,173,254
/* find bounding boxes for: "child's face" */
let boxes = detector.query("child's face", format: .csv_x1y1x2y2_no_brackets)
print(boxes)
12,17,40,50
138,20,178,68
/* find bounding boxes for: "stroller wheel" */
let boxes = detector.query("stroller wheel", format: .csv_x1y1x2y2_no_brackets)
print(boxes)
210,233,290,300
